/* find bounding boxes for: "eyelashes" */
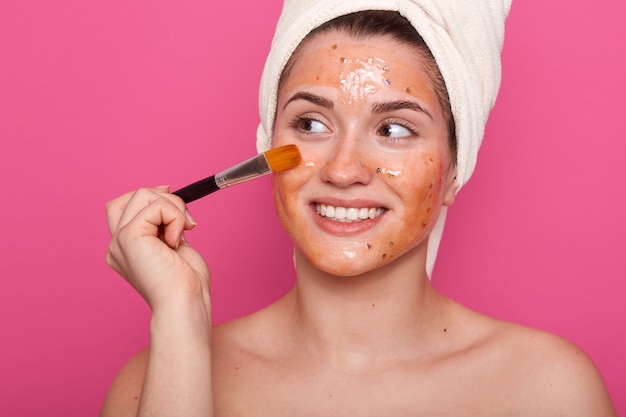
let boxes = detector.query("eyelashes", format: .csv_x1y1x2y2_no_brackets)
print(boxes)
288,114,420,143
377,119,419,142
289,115,329,135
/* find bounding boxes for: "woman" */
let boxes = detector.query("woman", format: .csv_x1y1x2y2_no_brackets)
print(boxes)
101,1,617,415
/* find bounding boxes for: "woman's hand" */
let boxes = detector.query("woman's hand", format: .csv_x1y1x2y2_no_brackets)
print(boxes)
103,186,215,417
105,185,210,312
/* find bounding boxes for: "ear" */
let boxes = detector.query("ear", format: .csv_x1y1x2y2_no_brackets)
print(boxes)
442,176,460,207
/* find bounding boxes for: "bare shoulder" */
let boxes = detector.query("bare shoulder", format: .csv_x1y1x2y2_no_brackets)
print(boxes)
99,348,148,417
521,330,616,415
212,297,290,356
211,307,280,367
476,314,617,416
211,304,279,372
210,301,301,415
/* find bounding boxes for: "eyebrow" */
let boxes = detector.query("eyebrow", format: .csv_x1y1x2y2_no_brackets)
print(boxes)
284,92,334,110
283,93,433,121
372,100,433,120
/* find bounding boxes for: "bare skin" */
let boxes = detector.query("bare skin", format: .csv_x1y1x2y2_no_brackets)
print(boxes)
101,31,617,417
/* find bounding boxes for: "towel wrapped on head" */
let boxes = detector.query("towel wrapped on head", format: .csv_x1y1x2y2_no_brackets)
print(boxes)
257,0,512,276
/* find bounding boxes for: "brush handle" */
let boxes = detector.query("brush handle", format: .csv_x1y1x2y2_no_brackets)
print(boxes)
172,153,272,204
173,176,220,203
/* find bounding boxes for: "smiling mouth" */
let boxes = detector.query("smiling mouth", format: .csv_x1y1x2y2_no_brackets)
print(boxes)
315,203,386,222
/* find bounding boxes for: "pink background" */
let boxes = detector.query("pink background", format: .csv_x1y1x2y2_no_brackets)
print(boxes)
1,0,624,414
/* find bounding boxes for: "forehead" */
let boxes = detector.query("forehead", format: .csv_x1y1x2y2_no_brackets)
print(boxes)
280,31,436,106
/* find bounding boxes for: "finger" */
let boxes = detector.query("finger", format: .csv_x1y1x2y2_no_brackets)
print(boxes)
150,189,198,232
167,192,198,230
105,190,138,236
106,198,184,282
116,187,178,232
120,196,187,248
106,186,196,238
106,186,170,235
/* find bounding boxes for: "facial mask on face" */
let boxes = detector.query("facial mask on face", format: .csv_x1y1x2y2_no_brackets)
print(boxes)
339,57,388,104
257,0,512,276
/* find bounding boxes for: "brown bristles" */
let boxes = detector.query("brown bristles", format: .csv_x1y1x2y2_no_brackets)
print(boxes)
265,144,301,172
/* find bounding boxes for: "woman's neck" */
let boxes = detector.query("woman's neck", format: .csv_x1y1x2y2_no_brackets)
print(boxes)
277,247,450,373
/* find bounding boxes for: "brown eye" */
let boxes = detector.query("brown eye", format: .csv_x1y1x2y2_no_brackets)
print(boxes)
378,122,414,140
297,117,327,133
380,125,393,136
300,119,313,131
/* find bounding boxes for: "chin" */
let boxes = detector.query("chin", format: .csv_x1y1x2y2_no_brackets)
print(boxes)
302,248,398,278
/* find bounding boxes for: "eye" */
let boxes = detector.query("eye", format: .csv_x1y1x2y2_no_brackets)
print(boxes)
299,118,327,133
378,122,413,139
291,116,329,134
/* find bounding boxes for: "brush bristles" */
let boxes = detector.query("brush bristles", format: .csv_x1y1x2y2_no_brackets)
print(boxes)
265,144,301,172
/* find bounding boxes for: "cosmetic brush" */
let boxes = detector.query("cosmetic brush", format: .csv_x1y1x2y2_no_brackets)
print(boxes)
173,144,301,203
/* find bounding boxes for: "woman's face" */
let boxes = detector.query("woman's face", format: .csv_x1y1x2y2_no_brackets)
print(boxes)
272,31,458,276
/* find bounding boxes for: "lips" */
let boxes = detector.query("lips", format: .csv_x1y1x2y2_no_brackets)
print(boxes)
315,203,385,222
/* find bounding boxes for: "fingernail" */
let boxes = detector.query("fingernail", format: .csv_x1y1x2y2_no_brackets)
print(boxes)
176,233,186,250
155,185,170,192
185,210,197,226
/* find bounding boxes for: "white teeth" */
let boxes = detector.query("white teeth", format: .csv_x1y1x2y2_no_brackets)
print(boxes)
346,208,359,220
315,204,384,222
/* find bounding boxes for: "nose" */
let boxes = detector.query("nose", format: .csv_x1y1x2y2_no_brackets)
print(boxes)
319,132,374,187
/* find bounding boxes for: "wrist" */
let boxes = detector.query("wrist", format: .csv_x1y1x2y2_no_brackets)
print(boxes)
149,292,212,345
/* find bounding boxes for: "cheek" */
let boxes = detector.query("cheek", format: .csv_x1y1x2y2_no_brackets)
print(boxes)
376,152,446,255
403,158,443,226
272,155,318,234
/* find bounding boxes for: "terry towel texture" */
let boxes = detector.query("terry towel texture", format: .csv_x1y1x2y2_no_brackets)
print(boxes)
257,0,512,276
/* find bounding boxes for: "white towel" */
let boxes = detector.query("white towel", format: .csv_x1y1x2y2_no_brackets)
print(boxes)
257,0,512,277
